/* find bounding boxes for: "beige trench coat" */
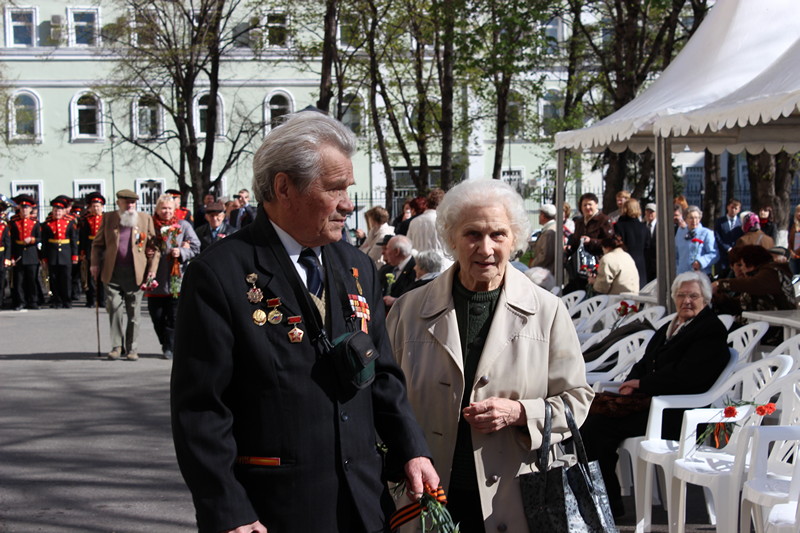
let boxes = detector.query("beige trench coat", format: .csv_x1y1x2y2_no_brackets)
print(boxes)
386,265,594,532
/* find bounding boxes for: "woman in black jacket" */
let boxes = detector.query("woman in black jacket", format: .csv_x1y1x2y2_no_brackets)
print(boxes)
614,198,650,289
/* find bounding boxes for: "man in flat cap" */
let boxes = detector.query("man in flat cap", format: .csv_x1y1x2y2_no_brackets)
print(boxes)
530,203,558,275
90,189,159,360
9,194,41,310
41,197,79,308
194,201,233,252
80,192,106,307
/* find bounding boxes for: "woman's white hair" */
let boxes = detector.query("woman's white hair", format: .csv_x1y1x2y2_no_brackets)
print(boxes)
154,193,175,210
436,179,530,255
671,271,712,304
252,111,357,204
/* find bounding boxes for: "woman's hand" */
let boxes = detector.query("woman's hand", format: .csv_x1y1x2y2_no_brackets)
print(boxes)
171,247,181,258
691,260,701,271
462,398,525,434
222,521,267,533
587,272,596,285
618,379,640,396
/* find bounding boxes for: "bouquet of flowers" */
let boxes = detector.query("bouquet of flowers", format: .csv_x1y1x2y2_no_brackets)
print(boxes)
390,482,459,533
385,272,396,292
160,223,183,298
695,399,777,449
140,274,159,292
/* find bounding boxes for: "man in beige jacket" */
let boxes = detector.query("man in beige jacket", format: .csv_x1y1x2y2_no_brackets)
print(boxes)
90,189,158,360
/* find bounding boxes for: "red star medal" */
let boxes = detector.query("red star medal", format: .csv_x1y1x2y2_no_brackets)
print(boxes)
287,316,304,343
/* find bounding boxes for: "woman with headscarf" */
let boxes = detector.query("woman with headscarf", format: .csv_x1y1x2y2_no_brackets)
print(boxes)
386,179,593,533
736,212,775,251
675,206,718,274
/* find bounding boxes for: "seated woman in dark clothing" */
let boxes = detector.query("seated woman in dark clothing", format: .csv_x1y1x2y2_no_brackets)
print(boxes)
712,244,797,343
581,271,730,518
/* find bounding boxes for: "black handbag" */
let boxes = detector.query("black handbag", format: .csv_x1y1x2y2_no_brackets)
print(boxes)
519,403,618,533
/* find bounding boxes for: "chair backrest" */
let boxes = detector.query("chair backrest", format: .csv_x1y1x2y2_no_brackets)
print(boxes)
561,290,586,312
728,321,770,366
640,279,657,294
621,305,665,327
745,424,800,527
570,295,609,330
654,311,677,330
584,329,655,374
718,313,736,331
766,333,800,371
586,330,656,386
550,285,561,296
580,328,612,352
762,370,800,478
578,300,634,333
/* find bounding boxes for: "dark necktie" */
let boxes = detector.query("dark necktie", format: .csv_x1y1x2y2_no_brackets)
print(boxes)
299,248,323,297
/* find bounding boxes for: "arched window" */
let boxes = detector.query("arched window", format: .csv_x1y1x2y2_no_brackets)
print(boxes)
70,91,104,141
196,92,225,138
9,91,41,141
267,93,291,129
340,93,363,136
134,95,162,139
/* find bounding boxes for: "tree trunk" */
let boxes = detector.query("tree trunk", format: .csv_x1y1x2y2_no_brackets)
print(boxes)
437,0,455,190
491,74,512,181
316,0,338,112
702,149,722,227
746,151,775,212
774,151,798,234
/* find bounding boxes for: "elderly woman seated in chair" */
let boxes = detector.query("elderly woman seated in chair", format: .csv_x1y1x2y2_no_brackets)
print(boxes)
580,271,730,518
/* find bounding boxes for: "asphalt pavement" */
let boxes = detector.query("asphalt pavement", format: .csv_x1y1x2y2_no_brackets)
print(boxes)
0,302,716,533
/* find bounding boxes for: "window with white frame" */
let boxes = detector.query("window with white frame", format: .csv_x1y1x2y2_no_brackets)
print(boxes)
5,7,37,47
73,181,104,203
340,93,364,136
543,17,562,55
338,13,360,49
134,95,162,139
9,91,41,142
11,181,43,215
136,178,166,215
133,9,157,47
196,93,225,138
70,92,104,141
67,7,100,47
540,90,562,136
265,92,292,130
266,12,288,47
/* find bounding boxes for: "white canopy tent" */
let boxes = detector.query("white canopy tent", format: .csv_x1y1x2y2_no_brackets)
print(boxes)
551,0,800,307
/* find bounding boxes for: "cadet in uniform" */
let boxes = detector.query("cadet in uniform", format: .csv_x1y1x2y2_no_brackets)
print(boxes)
166,189,194,225
41,197,79,308
0,200,10,308
9,194,41,310
80,192,106,307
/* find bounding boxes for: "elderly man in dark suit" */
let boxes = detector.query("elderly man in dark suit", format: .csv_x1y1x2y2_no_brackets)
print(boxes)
171,111,438,533
194,201,233,251
380,234,417,310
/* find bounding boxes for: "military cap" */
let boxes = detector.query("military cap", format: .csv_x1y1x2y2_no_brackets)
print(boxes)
86,192,106,205
50,197,69,209
13,194,36,207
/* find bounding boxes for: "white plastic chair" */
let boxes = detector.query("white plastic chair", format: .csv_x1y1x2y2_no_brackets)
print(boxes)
623,305,666,328
729,321,770,367
549,285,561,296
718,313,736,331
654,312,677,330
740,378,800,533
584,329,654,381
671,364,799,533
561,289,586,312
580,327,612,352
570,295,609,331
578,299,635,336
764,333,800,371
633,353,792,533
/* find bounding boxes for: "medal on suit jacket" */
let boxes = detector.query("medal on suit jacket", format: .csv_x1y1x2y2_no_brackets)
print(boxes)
351,267,363,296
266,297,283,324
287,316,304,343
252,309,267,326
348,293,370,333
246,273,263,303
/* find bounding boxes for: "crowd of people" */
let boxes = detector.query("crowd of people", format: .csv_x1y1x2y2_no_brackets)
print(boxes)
2,109,798,533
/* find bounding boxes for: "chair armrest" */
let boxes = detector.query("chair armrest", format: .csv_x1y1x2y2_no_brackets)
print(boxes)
676,406,753,457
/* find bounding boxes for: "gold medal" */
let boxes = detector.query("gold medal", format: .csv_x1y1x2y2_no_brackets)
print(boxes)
252,309,267,326
287,316,304,343
247,287,264,304
267,298,283,324
246,273,258,284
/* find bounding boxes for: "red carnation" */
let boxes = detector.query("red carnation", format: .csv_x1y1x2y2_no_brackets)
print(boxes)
723,405,738,418
691,238,704,244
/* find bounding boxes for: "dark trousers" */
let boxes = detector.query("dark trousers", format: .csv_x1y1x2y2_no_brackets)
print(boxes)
147,296,179,351
71,262,82,299
0,266,7,306
447,486,486,533
49,264,71,307
12,263,37,308
85,258,104,306
580,411,650,505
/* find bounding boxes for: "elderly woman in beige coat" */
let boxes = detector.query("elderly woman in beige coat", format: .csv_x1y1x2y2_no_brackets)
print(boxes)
386,180,593,533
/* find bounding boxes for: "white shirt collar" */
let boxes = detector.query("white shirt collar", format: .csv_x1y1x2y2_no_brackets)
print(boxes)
269,219,323,285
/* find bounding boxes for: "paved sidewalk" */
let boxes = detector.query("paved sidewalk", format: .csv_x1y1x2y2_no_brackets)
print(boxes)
0,305,716,532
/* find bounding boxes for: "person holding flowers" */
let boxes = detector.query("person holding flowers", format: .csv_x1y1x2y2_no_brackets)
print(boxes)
144,193,199,360
581,271,730,518
675,205,718,274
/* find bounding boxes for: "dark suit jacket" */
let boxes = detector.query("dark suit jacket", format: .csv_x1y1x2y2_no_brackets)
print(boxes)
567,212,614,257
171,208,430,533
614,216,650,288
195,221,234,251
390,257,417,298
229,205,256,229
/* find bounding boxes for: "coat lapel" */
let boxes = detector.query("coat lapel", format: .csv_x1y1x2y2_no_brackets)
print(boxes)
419,267,464,372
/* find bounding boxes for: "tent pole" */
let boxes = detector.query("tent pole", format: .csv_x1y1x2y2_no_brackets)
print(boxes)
555,148,567,289
654,137,676,312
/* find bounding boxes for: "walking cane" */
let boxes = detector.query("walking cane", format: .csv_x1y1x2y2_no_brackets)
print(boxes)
95,272,101,358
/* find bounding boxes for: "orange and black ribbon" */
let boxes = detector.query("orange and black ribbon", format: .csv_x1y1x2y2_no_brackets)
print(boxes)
389,485,447,531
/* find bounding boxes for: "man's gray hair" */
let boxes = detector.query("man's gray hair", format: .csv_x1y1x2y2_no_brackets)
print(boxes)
671,271,712,304
415,250,443,274
252,111,357,204
389,235,413,258
436,179,530,255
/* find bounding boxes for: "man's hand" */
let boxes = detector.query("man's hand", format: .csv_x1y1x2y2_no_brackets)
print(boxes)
383,295,397,308
223,520,267,533
404,457,439,500
90,265,99,278
462,397,525,434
